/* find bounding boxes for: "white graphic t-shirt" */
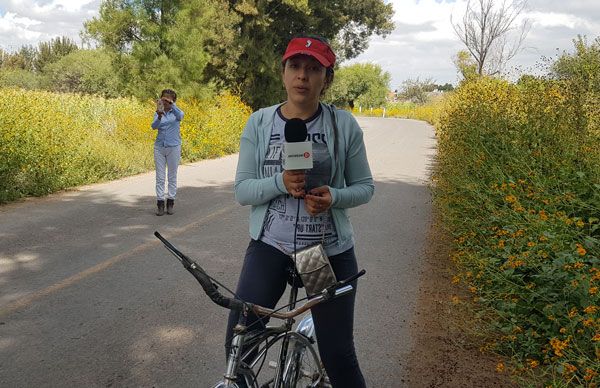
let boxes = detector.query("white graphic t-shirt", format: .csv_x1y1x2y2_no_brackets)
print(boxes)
260,106,350,256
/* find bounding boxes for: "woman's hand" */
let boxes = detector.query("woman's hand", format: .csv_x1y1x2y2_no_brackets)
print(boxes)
283,170,306,198
304,186,332,215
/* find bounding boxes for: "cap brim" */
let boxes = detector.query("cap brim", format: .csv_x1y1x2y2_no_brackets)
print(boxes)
282,50,331,68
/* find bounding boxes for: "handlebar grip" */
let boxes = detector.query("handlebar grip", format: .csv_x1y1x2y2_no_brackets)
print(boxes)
155,231,244,311
339,269,366,285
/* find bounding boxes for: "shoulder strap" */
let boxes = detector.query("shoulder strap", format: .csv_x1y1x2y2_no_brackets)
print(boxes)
327,104,338,163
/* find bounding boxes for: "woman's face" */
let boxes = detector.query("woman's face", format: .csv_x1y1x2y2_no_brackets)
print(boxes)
282,55,327,108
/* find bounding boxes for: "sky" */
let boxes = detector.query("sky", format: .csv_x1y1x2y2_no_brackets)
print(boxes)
0,0,599,89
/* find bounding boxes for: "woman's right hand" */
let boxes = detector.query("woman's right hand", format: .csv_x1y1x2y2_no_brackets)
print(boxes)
283,170,305,198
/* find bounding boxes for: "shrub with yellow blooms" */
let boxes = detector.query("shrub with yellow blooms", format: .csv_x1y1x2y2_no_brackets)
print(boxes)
434,76,599,385
0,88,250,203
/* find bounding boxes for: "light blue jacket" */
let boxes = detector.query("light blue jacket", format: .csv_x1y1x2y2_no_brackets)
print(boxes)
151,104,184,147
234,103,374,251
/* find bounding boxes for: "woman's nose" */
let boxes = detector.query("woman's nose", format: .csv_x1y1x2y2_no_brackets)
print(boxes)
296,67,307,79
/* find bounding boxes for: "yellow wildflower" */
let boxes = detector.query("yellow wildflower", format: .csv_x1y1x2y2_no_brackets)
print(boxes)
452,275,460,284
583,319,594,327
496,362,505,373
590,287,598,295
576,243,587,256
550,337,568,357
571,279,579,288
527,241,536,247
563,363,577,374
574,262,585,269
505,194,517,203
584,306,598,314
592,333,600,342
539,210,549,220
576,219,585,228
527,359,539,369
568,307,578,318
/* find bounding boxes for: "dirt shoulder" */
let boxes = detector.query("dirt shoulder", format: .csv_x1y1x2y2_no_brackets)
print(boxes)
403,218,517,387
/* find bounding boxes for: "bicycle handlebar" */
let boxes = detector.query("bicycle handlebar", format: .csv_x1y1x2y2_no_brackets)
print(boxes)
154,231,245,311
155,231,366,318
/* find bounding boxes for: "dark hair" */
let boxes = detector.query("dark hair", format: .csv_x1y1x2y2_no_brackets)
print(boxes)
160,89,177,102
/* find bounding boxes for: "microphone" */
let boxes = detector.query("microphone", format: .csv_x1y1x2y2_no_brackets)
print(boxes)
283,118,313,170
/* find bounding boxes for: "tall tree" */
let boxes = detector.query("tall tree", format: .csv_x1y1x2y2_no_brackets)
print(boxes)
453,50,478,82
227,0,395,108
84,0,240,99
325,63,390,109
1,45,37,71
35,36,79,72
451,0,530,76
399,77,436,104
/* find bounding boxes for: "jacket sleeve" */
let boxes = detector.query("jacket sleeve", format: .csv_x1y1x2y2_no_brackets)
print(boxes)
171,104,184,121
234,111,287,206
329,113,374,208
151,112,161,129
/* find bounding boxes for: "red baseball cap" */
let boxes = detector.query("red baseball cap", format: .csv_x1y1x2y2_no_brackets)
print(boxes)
282,37,336,68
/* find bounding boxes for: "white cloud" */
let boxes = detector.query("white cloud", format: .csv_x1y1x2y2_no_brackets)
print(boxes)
348,0,600,89
0,0,100,51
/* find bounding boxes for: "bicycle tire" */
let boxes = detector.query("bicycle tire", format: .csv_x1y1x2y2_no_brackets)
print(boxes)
282,333,327,388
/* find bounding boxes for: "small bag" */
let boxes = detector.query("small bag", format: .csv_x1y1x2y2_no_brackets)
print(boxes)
293,224,337,297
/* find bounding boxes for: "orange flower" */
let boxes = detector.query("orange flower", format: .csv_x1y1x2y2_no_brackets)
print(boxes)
496,362,505,373
576,243,587,256
590,287,599,295
584,368,598,381
583,306,598,314
550,337,569,357
563,363,577,374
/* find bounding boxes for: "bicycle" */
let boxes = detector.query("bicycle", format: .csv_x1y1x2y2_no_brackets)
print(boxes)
154,231,366,388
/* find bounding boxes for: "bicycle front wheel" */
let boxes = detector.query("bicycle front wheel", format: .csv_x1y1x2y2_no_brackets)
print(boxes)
282,333,328,388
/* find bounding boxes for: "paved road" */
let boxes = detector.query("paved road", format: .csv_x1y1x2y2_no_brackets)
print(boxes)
0,116,436,387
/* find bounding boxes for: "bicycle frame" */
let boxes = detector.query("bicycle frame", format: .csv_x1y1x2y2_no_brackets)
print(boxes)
153,231,361,388
219,285,315,387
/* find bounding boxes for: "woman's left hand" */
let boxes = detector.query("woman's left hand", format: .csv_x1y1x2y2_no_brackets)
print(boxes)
304,186,332,216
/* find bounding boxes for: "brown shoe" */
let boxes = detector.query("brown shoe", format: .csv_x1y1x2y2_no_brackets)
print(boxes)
156,200,165,216
166,198,174,215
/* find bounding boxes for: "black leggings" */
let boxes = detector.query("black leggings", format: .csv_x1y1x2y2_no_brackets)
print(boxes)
225,239,366,388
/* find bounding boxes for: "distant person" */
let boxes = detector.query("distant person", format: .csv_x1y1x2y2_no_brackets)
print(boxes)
151,89,184,216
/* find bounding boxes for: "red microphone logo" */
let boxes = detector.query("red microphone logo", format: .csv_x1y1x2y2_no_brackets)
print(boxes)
304,152,311,158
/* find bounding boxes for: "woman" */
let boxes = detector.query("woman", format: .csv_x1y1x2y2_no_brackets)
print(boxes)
227,35,374,387
151,88,184,216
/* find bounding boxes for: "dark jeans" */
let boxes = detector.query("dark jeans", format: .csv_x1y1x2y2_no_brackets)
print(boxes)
225,239,366,388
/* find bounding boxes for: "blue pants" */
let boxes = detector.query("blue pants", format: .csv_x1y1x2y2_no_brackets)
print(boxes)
225,239,366,388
